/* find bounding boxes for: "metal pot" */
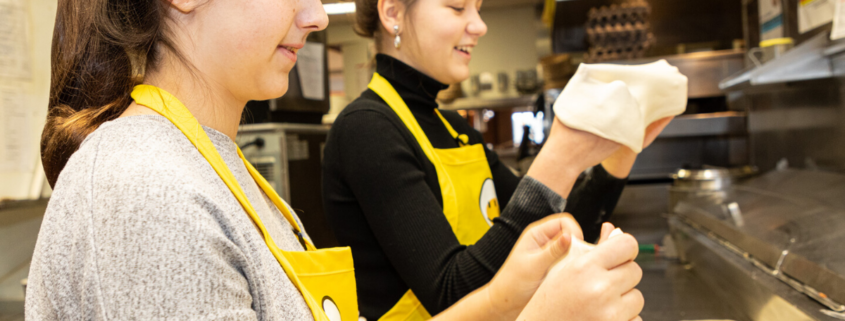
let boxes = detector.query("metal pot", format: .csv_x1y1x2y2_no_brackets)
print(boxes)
669,166,757,212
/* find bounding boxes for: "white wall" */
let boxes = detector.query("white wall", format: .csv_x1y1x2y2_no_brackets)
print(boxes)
462,5,540,97
0,0,55,199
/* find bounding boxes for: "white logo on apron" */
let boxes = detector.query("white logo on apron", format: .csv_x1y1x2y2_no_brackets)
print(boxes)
479,179,500,226
323,296,342,321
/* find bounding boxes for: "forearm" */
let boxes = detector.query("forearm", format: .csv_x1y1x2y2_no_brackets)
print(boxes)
430,285,510,321
526,119,620,199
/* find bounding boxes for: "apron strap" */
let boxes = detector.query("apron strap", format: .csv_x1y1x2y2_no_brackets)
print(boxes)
433,109,469,146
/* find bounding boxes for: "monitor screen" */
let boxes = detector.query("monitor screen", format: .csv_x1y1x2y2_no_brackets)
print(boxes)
511,111,545,146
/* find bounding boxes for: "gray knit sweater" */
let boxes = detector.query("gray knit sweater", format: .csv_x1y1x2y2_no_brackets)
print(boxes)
26,116,313,320
26,115,566,320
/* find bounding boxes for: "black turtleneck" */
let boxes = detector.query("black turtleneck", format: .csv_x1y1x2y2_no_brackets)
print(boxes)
322,54,627,319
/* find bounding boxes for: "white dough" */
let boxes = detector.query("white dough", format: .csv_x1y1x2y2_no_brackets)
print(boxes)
553,60,688,153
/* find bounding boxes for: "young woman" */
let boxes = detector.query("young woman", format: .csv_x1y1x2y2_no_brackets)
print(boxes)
322,0,671,319
27,0,644,320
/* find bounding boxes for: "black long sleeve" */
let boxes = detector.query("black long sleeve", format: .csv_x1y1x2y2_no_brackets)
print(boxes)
322,54,627,319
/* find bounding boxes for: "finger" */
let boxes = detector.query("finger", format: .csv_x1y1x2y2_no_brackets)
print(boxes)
648,116,674,131
524,214,567,249
588,233,639,269
542,232,572,266
643,116,675,147
598,222,615,244
608,261,643,291
618,289,645,321
558,213,584,241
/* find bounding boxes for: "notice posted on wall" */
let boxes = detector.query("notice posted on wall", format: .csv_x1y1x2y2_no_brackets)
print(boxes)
296,42,326,101
798,0,835,34
759,0,785,41
832,0,845,40
0,0,32,80
0,85,32,172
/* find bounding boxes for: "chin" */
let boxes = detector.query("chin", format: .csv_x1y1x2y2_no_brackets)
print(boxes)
447,62,470,82
256,81,289,101
448,70,470,85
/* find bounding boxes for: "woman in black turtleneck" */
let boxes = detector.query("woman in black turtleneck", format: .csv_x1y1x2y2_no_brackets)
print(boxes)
322,0,672,320
323,54,633,319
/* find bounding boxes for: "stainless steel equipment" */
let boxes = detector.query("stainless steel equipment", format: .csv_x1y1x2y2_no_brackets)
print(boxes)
670,169,845,320
236,123,339,248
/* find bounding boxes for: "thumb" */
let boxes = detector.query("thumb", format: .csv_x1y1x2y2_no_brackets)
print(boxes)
539,232,572,268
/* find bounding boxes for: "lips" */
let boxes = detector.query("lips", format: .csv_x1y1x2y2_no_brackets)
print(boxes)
278,45,299,63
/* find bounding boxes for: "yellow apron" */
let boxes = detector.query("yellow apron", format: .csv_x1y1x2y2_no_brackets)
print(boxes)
368,74,500,321
131,85,358,321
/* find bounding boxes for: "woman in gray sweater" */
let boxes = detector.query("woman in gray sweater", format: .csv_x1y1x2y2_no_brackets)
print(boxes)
27,0,644,320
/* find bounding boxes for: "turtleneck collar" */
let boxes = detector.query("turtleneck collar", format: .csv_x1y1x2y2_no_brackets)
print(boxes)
375,54,449,109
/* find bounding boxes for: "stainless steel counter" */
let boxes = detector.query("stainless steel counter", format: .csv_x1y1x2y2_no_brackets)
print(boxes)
673,169,845,309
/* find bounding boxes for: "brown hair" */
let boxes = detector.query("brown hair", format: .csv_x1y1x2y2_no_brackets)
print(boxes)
42,0,179,187
354,0,418,51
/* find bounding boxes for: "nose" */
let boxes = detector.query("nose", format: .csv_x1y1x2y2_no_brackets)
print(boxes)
467,8,487,38
297,0,329,33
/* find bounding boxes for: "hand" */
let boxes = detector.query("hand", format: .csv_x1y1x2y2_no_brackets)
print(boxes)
527,118,621,198
518,232,644,321
486,214,584,320
601,116,675,178
643,116,673,148
597,222,617,244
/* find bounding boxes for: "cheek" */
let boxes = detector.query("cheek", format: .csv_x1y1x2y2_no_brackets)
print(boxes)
211,1,295,99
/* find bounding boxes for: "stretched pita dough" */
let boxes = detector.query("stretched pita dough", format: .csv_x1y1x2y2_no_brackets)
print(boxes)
553,60,688,153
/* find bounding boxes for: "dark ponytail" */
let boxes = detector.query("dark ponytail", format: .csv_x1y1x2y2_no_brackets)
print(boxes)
42,0,174,187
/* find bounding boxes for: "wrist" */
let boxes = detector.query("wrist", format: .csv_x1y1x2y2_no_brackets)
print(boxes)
601,147,636,179
484,284,520,321
526,146,583,198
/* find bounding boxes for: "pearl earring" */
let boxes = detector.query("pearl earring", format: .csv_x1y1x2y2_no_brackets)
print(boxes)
393,25,401,49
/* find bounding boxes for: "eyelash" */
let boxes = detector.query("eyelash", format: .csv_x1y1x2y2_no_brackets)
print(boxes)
450,6,465,12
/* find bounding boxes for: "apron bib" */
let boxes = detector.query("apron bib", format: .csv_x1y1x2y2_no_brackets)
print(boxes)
368,74,500,321
131,85,357,321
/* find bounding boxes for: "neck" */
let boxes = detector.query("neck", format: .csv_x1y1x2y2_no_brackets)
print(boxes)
136,53,245,141
380,40,432,82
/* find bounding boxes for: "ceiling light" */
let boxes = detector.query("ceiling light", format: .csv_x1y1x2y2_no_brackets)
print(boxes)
324,2,356,15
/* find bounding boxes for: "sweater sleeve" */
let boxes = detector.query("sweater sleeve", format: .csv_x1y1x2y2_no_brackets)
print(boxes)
469,121,627,243
333,109,568,315
564,164,628,243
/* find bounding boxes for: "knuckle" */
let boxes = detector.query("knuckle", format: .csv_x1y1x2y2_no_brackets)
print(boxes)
633,289,645,312
590,281,610,296
632,263,644,282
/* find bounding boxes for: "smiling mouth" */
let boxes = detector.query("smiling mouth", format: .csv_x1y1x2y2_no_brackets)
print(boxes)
455,45,473,54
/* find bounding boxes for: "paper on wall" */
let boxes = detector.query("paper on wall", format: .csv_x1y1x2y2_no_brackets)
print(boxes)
0,85,32,172
831,0,845,40
798,0,835,34
296,42,326,101
0,1,32,80
760,0,785,41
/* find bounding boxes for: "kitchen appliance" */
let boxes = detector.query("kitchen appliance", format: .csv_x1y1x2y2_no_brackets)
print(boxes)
236,123,338,248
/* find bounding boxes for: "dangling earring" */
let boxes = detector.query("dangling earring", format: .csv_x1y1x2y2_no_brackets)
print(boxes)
393,25,401,49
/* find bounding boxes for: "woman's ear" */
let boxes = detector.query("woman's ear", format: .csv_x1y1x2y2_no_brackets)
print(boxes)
377,0,406,36
168,0,207,14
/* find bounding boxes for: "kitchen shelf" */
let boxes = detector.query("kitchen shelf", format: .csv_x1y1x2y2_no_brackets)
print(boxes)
720,32,845,91
438,95,537,111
